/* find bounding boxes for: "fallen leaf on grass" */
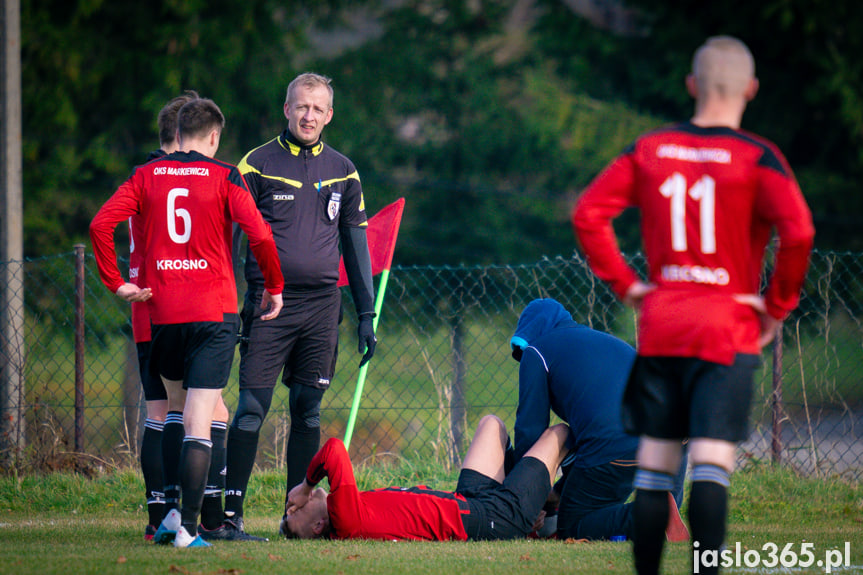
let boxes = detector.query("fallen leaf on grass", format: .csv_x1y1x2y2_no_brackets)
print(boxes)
268,554,283,561
241,553,253,560
167,566,242,575
563,538,590,544
519,554,533,561
116,556,126,564
345,554,361,561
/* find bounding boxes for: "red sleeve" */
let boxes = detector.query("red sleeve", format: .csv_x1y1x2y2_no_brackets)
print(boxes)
755,166,815,320
227,175,284,295
306,438,365,537
572,154,641,299
89,177,142,294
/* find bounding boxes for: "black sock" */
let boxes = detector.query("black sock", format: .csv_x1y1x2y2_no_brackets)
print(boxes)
689,481,728,575
161,411,184,514
632,489,669,575
179,437,212,536
141,419,165,527
200,421,227,530
224,426,260,519
284,424,320,506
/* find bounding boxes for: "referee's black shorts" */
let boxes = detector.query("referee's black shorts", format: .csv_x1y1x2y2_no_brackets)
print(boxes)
238,287,340,391
150,314,240,390
622,354,760,442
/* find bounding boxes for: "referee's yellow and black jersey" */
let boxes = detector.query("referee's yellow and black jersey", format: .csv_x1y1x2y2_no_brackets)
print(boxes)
238,129,368,293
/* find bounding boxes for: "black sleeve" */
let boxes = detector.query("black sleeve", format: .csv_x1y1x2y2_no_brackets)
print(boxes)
231,222,246,277
340,226,375,317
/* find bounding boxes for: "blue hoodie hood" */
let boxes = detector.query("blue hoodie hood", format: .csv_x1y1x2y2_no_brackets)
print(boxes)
510,298,574,361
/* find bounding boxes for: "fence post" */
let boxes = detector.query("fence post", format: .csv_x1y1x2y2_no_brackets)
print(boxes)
0,259,25,466
74,244,85,454
1,0,25,468
771,322,784,465
449,291,466,467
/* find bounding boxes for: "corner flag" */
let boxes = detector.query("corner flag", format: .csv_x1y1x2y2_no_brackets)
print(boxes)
339,198,405,450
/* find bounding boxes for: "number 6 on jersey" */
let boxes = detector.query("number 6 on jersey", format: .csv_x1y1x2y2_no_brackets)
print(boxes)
167,187,191,244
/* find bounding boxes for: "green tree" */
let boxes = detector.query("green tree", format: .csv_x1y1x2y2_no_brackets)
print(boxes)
308,0,664,264
536,0,863,250
20,0,331,257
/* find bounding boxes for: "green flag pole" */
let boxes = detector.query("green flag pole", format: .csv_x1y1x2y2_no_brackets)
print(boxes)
344,268,391,451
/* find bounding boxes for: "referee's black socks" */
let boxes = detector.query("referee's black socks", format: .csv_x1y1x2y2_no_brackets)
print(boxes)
224,426,260,519
285,423,320,504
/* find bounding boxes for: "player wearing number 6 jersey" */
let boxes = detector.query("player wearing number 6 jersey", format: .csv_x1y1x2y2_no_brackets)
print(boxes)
90,98,284,548
573,36,814,575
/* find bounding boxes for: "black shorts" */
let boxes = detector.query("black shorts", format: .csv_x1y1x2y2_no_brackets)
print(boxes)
456,457,550,541
150,314,240,390
238,287,340,391
136,341,167,401
622,354,760,442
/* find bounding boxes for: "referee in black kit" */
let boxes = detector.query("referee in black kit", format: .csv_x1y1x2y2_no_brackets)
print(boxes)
202,73,376,542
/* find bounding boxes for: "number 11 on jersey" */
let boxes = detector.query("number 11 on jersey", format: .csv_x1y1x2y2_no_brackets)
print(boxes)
659,173,716,254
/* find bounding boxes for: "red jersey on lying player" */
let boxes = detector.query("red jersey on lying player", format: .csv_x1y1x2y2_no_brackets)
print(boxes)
306,438,469,541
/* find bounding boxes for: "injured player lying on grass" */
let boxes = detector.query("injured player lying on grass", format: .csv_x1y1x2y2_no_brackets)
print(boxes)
281,414,689,542
280,415,567,541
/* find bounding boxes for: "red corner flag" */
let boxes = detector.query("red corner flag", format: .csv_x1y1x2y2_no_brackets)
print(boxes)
339,197,405,451
338,198,405,287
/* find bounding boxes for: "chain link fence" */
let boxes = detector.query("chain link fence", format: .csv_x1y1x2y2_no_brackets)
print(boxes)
1,248,861,479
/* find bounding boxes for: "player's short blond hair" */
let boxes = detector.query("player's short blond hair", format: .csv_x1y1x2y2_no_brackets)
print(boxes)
691,36,755,98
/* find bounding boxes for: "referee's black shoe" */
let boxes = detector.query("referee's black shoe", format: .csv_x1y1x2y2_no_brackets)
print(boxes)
198,517,268,542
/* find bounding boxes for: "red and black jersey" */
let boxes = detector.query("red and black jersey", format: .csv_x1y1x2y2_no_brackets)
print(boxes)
90,150,284,325
128,149,167,343
306,438,469,541
573,122,814,365
128,214,151,342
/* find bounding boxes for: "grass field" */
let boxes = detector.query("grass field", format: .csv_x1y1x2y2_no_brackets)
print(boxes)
1,461,861,574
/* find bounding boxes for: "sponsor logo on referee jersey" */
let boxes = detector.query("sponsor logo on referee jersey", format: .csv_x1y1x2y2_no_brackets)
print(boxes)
273,194,295,201
153,166,211,176
156,258,210,271
661,264,730,286
656,144,731,164
317,378,330,387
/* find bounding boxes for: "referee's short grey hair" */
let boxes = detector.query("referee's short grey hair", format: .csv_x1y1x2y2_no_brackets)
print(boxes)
285,73,334,109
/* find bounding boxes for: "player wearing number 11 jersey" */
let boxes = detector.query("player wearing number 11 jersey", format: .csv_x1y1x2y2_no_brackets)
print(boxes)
573,121,812,365
573,37,814,575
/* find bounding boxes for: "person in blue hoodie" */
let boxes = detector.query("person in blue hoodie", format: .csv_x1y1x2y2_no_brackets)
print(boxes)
510,298,687,541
